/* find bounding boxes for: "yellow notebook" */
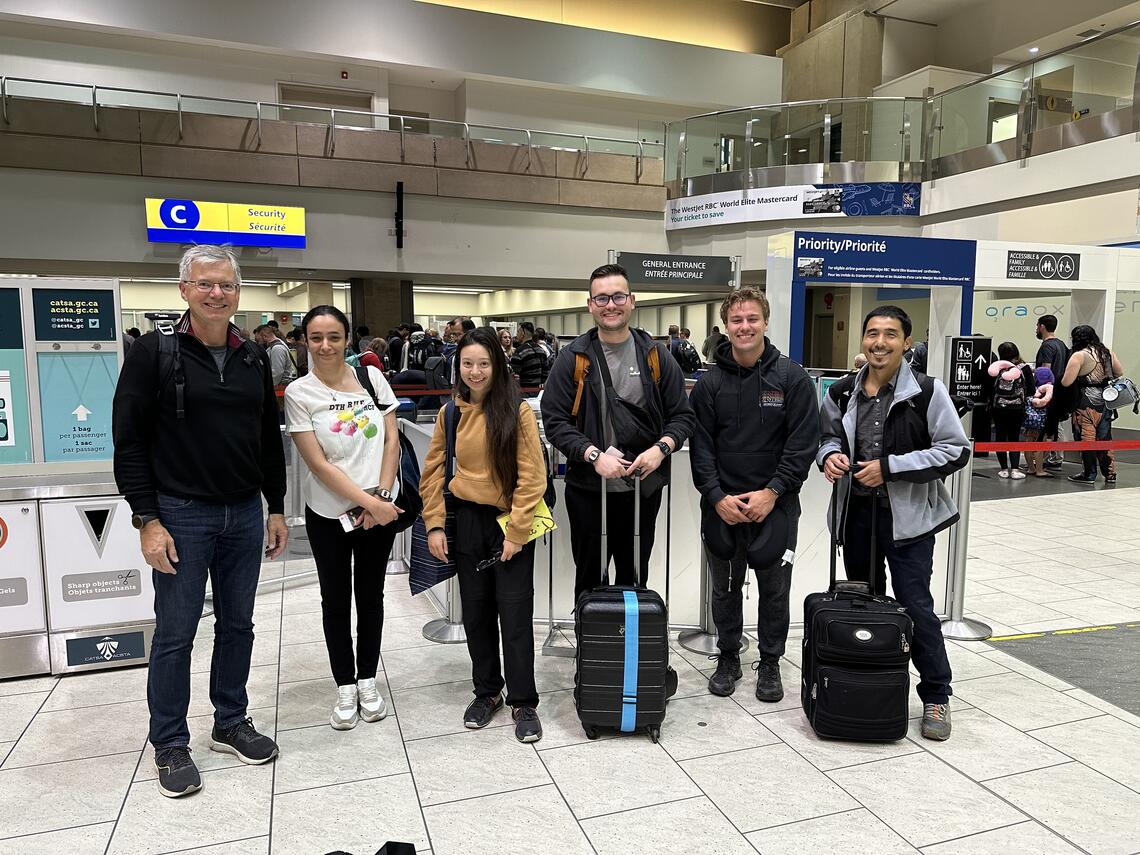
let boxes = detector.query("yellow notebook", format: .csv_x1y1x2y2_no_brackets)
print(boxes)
497,498,557,543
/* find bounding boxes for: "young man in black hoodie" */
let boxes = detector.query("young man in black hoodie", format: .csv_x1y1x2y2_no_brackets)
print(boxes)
541,264,695,602
689,288,820,701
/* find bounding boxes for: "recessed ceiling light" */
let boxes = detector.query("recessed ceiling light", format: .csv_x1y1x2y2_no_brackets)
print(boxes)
1029,47,1039,54
798,148,807,153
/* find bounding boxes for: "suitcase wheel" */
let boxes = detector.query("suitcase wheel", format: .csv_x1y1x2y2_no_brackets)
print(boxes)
648,726,661,744
583,725,600,740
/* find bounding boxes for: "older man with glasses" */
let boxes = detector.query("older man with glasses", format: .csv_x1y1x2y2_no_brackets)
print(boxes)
542,264,695,603
113,245,287,798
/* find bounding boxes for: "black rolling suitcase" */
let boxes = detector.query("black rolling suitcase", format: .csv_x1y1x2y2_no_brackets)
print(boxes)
801,485,914,741
574,476,670,743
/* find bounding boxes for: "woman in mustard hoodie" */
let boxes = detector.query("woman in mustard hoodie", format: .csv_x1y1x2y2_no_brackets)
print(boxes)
421,327,547,742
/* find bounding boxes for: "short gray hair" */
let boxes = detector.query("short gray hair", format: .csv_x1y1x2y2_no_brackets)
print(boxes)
179,245,241,286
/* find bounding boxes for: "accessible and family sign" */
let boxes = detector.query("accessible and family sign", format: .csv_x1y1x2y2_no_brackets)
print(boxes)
665,183,920,231
145,198,306,249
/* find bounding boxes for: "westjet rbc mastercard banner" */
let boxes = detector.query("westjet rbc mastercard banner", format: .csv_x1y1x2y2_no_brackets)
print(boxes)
145,198,306,248
665,183,920,231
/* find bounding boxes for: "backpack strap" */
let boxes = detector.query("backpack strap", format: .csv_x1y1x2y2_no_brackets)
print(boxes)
571,352,591,418
443,399,460,488
648,344,661,384
355,365,378,408
155,322,186,420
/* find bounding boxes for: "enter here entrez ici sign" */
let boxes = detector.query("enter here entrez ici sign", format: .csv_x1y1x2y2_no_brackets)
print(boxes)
145,198,306,249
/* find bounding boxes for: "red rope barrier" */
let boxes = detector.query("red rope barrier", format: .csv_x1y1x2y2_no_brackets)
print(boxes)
974,440,1140,452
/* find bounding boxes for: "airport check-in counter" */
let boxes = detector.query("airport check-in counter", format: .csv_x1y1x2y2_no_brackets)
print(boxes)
0,474,154,677
399,408,951,631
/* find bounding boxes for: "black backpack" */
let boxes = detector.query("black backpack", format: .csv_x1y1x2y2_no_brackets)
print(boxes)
155,323,265,419
405,334,441,370
992,366,1027,410
676,339,703,374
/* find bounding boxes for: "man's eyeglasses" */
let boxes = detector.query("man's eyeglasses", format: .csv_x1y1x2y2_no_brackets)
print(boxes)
185,280,240,294
590,293,631,307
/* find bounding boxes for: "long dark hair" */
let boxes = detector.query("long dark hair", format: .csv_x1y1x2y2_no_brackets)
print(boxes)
455,327,521,504
997,341,1021,363
1071,325,1112,373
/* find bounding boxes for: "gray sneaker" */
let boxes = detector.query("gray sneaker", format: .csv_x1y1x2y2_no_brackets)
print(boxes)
921,702,951,741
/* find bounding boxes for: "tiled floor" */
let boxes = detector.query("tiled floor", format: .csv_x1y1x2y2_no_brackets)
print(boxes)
3,490,1140,854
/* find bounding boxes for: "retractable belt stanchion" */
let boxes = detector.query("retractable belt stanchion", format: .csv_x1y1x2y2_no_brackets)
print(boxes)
422,575,466,643
285,429,305,529
941,440,992,641
542,445,575,658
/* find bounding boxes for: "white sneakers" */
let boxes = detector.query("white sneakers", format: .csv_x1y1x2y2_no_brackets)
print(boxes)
357,677,388,722
330,679,388,730
331,684,360,730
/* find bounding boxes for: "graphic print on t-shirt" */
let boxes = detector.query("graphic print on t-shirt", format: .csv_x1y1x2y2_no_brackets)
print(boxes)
329,399,378,439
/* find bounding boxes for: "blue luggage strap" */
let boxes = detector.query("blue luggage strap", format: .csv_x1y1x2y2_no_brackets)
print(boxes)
621,590,639,732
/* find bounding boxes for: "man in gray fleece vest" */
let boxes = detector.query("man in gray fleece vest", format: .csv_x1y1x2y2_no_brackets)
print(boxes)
818,305,970,741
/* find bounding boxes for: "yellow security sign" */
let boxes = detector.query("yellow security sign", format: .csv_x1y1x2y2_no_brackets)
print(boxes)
145,198,306,249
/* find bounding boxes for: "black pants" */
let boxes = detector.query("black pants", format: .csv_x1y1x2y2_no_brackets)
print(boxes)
454,499,538,708
706,525,793,661
305,506,397,686
991,408,1025,469
842,495,952,705
565,482,664,603
972,404,992,456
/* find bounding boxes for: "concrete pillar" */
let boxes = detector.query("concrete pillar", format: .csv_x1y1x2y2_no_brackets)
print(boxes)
305,282,334,311
349,278,414,335
1071,287,1115,346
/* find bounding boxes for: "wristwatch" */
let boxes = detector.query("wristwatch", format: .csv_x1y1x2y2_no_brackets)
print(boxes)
586,448,602,463
655,440,671,457
131,513,158,530
377,488,393,501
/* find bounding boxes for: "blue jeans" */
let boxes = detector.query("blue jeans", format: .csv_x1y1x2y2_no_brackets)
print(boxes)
842,495,952,705
148,492,264,749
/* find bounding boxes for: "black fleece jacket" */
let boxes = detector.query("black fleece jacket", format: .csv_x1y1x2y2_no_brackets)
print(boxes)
689,338,820,507
112,328,286,518
540,328,696,490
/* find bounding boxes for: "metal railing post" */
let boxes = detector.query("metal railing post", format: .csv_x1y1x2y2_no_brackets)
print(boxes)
525,128,533,173
176,93,183,140
255,101,262,149
941,439,991,641
1,77,8,124
463,122,472,167
399,115,406,162
328,109,337,157
636,139,644,182
91,85,99,132
822,111,832,182
582,135,590,176
675,128,687,185
744,119,755,188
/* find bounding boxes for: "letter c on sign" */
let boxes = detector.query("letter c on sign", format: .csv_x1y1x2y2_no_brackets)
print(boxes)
159,199,201,230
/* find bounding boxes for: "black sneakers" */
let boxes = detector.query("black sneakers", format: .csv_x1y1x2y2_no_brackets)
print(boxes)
210,717,279,765
1067,473,1097,484
464,694,504,729
753,658,784,702
707,654,743,697
512,706,543,743
154,746,202,798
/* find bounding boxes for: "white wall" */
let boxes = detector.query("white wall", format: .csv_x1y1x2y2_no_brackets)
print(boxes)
881,19,939,86
874,66,981,98
461,79,701,143
389,83,462,123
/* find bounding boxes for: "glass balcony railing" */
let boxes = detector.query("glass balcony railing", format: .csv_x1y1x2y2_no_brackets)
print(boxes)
0,75,665,175
667,18,1140,197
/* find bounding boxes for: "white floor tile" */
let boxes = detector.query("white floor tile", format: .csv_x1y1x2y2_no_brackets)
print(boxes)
0,691,48,742
0,676,57,698
920,820,1082,855
0,822,115,855
273,714,408,793
426,784,593,855
761,707,922,771
982,575,1090,604
1050,596,1140,626
166,839,269,855
987,762,1140,855
583,795,758,855
4,699,149,768
966,593,1070,627
682,743,857,833
746,808,918,855
406,726,551,806
1030,714,1140,791
390,679,501,742
542,737,699,819
952,673,1097,730
40,666,148,712
0,753,139,838
972,651,1074,691
905,708,1067,781
656,693,779,762
827,753,1025,848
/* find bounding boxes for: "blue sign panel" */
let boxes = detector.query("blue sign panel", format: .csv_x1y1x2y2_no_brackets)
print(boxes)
792,232,976,286
38,352,118,463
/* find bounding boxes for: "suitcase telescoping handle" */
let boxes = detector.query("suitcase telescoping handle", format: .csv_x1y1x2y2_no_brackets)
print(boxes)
595,367,641,587
830,476,879,594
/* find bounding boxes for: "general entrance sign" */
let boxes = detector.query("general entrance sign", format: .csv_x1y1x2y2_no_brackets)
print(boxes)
947,336,991,402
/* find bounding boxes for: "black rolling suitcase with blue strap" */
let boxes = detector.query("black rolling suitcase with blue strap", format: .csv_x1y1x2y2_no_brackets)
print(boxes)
573,476,670,743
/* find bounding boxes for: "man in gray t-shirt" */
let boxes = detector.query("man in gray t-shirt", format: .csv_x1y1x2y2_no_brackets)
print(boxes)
541,264,695,601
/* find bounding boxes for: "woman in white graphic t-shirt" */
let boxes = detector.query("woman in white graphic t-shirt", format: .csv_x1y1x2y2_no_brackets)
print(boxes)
284,305,402,731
